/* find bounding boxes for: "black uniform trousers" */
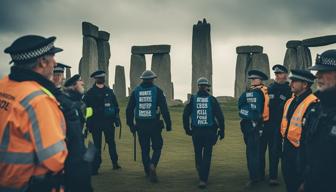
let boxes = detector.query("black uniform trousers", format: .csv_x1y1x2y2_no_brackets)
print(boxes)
137,124,163,175
241,120,262,182
90,121,118,172
260,123,282,180
192,128,217,182
281,139,302,192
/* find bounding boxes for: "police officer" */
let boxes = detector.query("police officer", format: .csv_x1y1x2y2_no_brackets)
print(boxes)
53,71,93,191
238,70,269,187
183,77,225,189
53,63,71,89
280,70,317,192
261,65,291,185
84,70,121,174
0,35,68,191
126,70,172,183
302,50,336,192
64,74,88,127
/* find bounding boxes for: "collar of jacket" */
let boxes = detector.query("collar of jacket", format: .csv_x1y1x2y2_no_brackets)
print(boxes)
65,89,83,101
196,90,210,97
8,66,60,96
293,88,312,102
316,87,336,109
140,82,154,88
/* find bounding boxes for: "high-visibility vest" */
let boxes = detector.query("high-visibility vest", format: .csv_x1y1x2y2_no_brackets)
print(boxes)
254,85,270,122
281,94,317,147
0,76,68,190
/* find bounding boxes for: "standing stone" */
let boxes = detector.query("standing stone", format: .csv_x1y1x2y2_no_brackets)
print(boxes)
65,68,71,80
191,18,212,94
113,65,126,98
130,54,146,91
234,54,250,98
151,53,173,101
296,46,312,70
97,31,111,84
283,48,298,70
81,36,99,88
250,53,270,78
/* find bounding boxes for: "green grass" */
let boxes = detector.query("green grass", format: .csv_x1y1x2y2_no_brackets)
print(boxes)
88,98,285,192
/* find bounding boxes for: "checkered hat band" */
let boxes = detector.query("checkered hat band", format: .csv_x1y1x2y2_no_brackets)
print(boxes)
290,74,314,83
321,57,336,66
10,42,54,61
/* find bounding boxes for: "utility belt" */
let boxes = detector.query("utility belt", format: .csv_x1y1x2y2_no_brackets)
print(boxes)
135,119,164,130
26,172,63,192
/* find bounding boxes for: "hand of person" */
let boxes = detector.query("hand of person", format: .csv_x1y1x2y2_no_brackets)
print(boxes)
185,129,192,136
218,130,225,140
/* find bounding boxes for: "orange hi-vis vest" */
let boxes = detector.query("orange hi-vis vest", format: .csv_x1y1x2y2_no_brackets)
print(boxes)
281,93,318,148
0,76,68,191
254,85,270,122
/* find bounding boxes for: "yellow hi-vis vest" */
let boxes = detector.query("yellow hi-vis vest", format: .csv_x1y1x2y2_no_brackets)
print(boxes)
281,94,317,147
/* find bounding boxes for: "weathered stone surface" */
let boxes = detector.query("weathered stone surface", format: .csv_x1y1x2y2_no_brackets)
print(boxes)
192,19,212,94
151,53,173,101
131,45,171,54
130,54,146,91
65,68,71,80
234,54,250,98
250,53,270,79
302,35,336,47
113,65,126,98
82,36,99,88
82,22,99,38
97,40,110,84
97,31,110,41
296,46,312,70
286,40,302,48
283,48,298,70
236,45,263,54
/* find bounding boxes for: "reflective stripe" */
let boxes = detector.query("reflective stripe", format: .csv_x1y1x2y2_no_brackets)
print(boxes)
0,151,35,164
0,123,10,150
0,140,65,164
36,140,66,162
20,90,45,151
85,107,93,119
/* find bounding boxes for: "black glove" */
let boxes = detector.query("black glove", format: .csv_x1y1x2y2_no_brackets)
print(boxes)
166,124,172,132
114,118,120,127
185,129,192,136
129,125,136,134
218,130,225,140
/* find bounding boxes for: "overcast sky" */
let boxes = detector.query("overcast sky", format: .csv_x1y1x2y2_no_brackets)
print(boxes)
1,0,336,100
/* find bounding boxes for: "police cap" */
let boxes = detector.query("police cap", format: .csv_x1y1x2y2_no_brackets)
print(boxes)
64,74,81,87
272,64,288,74
289,69,316,84
4,35,63,65
54,63,71,74
309,49,336,71
248,70,268,80
90,70,106,78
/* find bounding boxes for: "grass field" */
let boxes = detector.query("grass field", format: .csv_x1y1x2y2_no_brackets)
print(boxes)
89,98,285,192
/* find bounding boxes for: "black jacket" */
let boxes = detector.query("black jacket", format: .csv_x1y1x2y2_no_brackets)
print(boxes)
9,66,92,192
267,82,291,127
304,88,336,192
183,90,225,134
84,84,119,123
126,82,172,131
